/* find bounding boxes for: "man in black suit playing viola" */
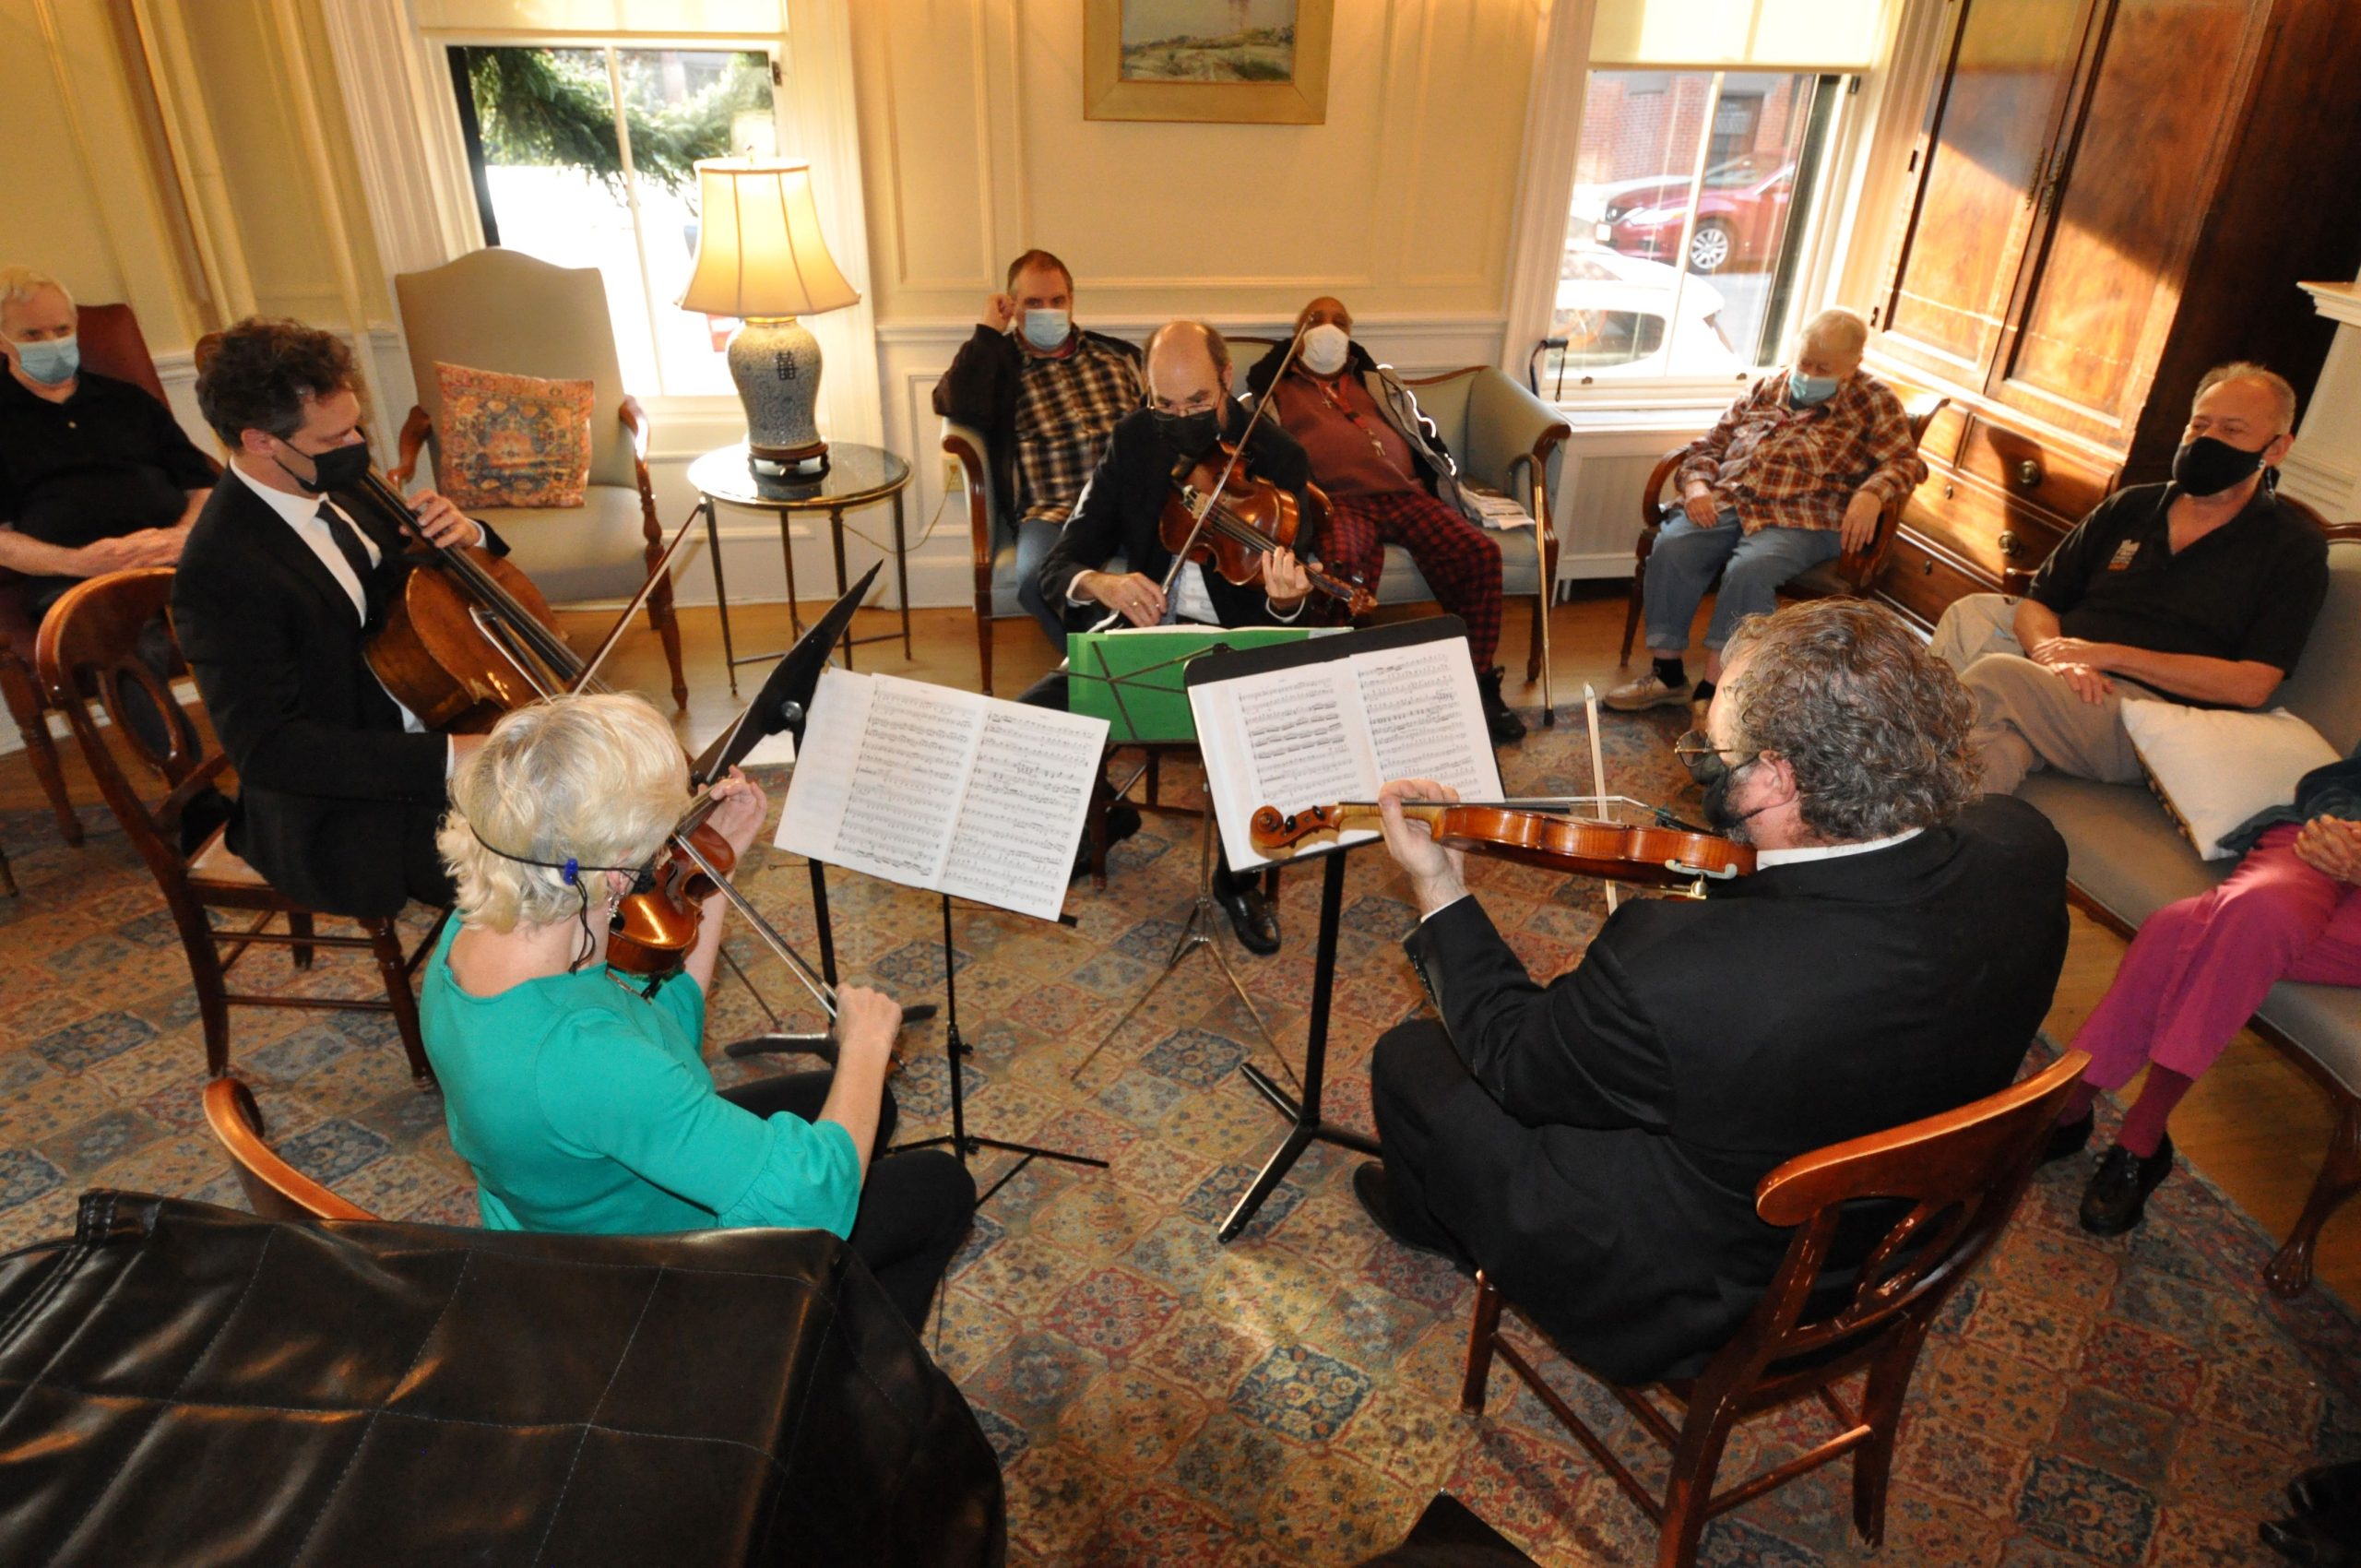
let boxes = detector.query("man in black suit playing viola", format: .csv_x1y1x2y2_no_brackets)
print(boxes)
172,317,499,919
1354,599,2071,1385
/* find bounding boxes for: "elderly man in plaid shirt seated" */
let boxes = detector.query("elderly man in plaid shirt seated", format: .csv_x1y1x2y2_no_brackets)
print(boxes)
933,247,1144,654
1605,307,1927,714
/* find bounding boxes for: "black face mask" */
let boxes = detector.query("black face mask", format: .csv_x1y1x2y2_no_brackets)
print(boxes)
1696,753,1774,842
2171,435,2268,499
277,437,373,495
1153,406,1224,459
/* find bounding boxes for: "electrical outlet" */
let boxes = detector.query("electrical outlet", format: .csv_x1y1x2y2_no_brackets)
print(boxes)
942,456,964,494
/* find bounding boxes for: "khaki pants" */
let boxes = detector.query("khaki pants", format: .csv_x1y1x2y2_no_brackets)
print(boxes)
1928,593,2150,795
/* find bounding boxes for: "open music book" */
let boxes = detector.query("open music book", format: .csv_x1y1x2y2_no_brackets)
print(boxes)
1190,634,1503,870
774,670,1109,922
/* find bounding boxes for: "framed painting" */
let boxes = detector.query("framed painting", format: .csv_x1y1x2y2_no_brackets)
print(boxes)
1083,0,1334,125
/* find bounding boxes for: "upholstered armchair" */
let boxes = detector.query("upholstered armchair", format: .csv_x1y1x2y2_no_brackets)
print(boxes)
1391,364,1570,726
389,249,688,708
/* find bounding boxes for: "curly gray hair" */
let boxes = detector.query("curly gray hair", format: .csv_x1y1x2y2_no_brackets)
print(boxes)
1719,599,1978,842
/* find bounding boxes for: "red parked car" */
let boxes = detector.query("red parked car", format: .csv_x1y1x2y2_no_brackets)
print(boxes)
1596,158,1796,275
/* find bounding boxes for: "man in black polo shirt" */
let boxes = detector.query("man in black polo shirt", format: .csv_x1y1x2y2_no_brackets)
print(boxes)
0,267,213,619
1929,363,2326,794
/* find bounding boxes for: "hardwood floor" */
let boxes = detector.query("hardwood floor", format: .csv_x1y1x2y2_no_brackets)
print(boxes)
8,586,2354,1303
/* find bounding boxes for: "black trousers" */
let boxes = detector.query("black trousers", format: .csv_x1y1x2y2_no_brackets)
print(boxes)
718,1072,977,1330
1015,668,1256,895
1367,1020,1497,1269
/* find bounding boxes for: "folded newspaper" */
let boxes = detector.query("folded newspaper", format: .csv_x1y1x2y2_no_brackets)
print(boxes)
1461,482,1533,529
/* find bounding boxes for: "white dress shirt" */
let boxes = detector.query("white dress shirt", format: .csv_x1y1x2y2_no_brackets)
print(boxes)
228,462,447,766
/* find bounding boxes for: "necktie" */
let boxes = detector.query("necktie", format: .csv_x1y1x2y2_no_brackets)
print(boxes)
317,503,377,622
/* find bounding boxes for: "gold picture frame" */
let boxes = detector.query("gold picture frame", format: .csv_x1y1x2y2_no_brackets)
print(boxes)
1084,0,1333,125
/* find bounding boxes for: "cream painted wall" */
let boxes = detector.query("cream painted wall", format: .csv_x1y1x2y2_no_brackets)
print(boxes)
850,0,1543,326
0,0,395,452
0,0,202,353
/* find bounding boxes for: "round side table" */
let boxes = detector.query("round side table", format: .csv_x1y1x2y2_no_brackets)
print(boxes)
688,441,914,695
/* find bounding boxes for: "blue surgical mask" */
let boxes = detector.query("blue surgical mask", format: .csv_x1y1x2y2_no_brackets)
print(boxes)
1788,369,1839,407
1020,308,1070,352
12,334,78,386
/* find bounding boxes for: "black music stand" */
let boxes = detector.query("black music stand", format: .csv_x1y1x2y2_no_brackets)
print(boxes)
1181,617,1491,1241
708,564,934,1057
890,893,1107,1203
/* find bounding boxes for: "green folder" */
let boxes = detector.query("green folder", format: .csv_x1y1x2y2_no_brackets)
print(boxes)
1067,626,1324,743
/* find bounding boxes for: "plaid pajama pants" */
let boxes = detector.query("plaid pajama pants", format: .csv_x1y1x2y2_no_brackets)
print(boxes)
1318,489,1503,669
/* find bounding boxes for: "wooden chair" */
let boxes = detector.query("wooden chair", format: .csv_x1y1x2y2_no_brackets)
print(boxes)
1460,1049,2087,1568
388,248,689,709
202,1075,377,1223
0,303,217,849
1619,391,1948,665
35,569,436,1084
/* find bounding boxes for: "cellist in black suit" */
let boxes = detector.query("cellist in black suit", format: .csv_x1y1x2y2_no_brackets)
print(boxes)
172,318,500,919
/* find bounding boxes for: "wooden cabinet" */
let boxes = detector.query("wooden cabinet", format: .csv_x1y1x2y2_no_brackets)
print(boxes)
1867,0,2361,626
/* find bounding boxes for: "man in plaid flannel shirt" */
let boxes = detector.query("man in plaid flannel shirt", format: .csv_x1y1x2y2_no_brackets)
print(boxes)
934,248,1143,653
1606,308,1926,714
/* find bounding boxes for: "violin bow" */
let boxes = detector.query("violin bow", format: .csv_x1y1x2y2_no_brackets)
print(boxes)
669,808,839,1023
1584,683,1620,913
566,504,710,695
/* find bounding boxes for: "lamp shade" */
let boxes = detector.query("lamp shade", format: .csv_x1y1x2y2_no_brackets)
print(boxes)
679,158,860,321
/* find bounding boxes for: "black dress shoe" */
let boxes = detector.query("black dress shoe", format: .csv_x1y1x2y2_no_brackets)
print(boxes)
1068,802,1144,882
1216,878,1281,956
1351,1162,1466,1268
2080,1136,2174,1236
2292,1461,2361,1519
2260,1503,2361,1566
1477,666,1526,744
2042,1110,2094,1166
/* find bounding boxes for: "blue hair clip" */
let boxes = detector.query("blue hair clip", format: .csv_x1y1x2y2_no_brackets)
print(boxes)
563,857,579,885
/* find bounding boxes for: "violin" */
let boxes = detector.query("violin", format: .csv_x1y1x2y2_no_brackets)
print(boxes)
1162,439,1376,618
604,783,842,1026
1249,800,1755,888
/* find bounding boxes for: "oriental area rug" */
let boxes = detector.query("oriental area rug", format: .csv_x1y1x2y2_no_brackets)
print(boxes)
2,706,2356,1567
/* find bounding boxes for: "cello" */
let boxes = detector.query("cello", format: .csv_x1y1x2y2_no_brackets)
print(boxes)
350,470,697,730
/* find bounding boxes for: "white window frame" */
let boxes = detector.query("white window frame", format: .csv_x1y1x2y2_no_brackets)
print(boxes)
432,35,790,401
321,0,882,456
1497,0,1928,415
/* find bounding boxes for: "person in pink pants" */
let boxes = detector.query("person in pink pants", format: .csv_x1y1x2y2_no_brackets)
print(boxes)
2051,757,2361,1235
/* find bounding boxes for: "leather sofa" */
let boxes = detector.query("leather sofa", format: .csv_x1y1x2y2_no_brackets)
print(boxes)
0,1192,1005,1565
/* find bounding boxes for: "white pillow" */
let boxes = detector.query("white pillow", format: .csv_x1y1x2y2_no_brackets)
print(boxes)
2120,700,2338,860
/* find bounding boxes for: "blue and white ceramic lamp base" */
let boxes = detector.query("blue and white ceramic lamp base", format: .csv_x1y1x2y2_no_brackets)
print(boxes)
728,315,828,470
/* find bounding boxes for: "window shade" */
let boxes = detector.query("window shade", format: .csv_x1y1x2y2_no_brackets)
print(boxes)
1590,0,1886,69
410,0,783,35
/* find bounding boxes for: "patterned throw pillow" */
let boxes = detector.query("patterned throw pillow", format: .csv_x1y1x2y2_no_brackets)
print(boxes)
433,362,596,510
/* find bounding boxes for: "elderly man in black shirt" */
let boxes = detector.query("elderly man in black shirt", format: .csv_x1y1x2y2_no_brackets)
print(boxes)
0,268,212,620
1929,362,2328,793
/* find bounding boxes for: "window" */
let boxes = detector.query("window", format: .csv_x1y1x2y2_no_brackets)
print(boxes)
1527,0,1892,399
1543,69,1845,393
446,44,781,397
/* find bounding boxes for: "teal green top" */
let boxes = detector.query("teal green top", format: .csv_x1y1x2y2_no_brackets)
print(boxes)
420,919,860,1238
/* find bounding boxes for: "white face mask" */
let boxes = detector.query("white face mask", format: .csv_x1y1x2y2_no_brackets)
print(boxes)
1299,323,1351,377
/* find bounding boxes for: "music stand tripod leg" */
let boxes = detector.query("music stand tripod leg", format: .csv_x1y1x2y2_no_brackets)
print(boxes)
1066,806,1298,1091
892,892,1106,1203
1219,847,1381,1242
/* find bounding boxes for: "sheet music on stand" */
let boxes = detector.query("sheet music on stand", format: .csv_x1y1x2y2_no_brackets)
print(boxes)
1189,622,1503,871
774,669,1109,922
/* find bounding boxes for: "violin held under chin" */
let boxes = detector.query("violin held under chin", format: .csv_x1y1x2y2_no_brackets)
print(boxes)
1162,439,1376,618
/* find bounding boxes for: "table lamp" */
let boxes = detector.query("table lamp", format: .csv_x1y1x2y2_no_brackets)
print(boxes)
679,157,860,473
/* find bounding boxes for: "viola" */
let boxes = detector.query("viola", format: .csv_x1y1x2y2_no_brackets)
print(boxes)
1249,800,1755,888
1161,439,1376,618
